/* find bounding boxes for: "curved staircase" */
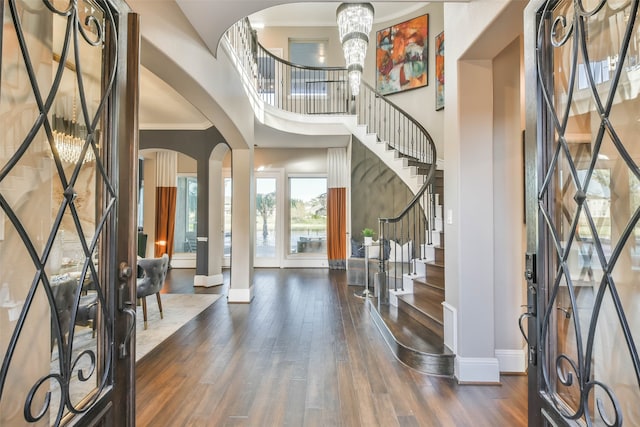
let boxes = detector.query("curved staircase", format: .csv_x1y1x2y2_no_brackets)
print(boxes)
223,19,453,377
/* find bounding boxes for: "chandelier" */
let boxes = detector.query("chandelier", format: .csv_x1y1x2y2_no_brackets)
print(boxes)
336,3,374,96
51,95,95,164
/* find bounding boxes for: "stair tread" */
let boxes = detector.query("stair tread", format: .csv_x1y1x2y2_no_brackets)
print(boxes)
375,303,452,356
413,276,445,290
398,290,444,324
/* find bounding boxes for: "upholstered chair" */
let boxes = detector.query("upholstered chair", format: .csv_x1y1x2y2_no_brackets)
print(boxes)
51,275,98,349
136,253,169,329
51,275,76,349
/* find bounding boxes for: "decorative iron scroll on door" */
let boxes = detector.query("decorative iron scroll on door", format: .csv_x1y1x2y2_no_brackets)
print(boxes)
535,0,640,425
0,0,119,425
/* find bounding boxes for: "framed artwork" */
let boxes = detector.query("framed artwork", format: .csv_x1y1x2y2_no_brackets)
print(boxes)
376,14,428,96
435,31,444,110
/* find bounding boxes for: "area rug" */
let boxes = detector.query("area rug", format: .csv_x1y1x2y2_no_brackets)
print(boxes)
48,292,221,419
135,293,221,361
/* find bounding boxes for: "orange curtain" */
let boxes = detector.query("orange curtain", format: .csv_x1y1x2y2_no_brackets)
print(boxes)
327,187,346,269
154,186,177,258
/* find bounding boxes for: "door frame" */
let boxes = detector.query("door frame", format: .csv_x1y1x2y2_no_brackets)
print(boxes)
80,5,140,426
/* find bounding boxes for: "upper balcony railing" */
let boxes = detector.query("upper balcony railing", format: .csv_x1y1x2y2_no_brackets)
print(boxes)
224,18,439,299
225,19,350,115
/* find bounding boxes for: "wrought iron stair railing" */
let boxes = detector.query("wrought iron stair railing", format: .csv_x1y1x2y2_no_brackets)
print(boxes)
224,19,439,299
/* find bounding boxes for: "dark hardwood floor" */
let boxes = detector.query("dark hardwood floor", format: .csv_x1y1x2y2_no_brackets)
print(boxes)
136,268,527,427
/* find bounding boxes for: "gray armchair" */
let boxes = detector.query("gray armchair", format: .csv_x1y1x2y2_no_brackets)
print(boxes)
51,275,98,350
136,253,169,329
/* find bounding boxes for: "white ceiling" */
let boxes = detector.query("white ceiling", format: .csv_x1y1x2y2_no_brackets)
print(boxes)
138,2,426,132
248,2,425,28
139,66,210,130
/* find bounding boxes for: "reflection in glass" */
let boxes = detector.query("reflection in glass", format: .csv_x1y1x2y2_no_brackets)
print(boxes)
255,178,276,258
224,178,232,257
0,0,112,424
540,0,640,423
289,177,327,254
174,176,198,254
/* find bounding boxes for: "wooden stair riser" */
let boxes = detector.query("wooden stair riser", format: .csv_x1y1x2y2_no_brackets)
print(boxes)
413,279,445,300
368,303,454,377
434,246,445,264
397,297,444,339
425,263,445,287
413,276,444,291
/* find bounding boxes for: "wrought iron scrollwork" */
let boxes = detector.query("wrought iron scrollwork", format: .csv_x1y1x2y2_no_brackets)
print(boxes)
536,0,640,425
0,0,119,425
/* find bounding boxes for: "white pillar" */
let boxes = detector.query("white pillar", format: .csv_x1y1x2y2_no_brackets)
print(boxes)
450,59,500,383
228,148,255,302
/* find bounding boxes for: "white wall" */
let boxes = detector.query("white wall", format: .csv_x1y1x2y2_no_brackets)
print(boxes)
135,1,255,150
492,37,527,372
443,0,527,381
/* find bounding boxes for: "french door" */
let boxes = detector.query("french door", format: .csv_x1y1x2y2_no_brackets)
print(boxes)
527,0,640,425
254,172,283,267
0,1,138,426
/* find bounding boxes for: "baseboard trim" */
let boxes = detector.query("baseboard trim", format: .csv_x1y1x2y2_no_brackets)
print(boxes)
495,348,527,373
455,356,500,384
227,287,254,303
442,302,457,353
194,274,224,287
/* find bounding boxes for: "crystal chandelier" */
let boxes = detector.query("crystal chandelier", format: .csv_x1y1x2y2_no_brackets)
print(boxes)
336,3,374,96
52,95,95,164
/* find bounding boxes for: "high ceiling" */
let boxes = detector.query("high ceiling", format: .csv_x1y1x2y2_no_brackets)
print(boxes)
138,2,426,131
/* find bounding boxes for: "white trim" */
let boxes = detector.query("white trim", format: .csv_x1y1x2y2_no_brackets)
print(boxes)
228,286,254,303
495,347,528,373
170,256,196,269
389,289,412,307
194,274,224,287
442,302,457,353
281,257,328,268
455,356,500,384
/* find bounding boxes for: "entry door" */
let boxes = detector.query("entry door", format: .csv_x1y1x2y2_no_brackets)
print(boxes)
0,1,138,426
527,0,640,425
255,173,282,267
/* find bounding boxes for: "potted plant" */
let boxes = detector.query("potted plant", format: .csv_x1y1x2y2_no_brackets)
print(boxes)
362,228,375,246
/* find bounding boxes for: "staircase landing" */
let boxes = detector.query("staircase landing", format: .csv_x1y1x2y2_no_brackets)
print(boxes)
368,298,454,377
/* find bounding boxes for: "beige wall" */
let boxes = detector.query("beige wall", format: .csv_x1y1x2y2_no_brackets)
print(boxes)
256,26,344,67
492,37,526,354
224,147,327,173
365,4,445,160
177,152,197,173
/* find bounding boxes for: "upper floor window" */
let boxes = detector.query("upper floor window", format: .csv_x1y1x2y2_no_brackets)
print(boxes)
289,39,328,95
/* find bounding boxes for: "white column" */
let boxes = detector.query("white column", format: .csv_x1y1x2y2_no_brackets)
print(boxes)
228,148,255,302
449,59,500,383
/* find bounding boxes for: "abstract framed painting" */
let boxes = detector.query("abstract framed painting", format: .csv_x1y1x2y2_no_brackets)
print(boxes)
376,14,428,96
435,31,444,110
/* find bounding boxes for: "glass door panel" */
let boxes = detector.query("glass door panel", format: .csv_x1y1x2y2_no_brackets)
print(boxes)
289,177,327,256
255,176,278,267
530,0,640,424
0,1,135,425
223,176,231,267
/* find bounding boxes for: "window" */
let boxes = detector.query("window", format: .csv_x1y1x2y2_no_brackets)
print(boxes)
173,175,197,254
224,177,232,257
289,177,327,254
289,40,328,95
